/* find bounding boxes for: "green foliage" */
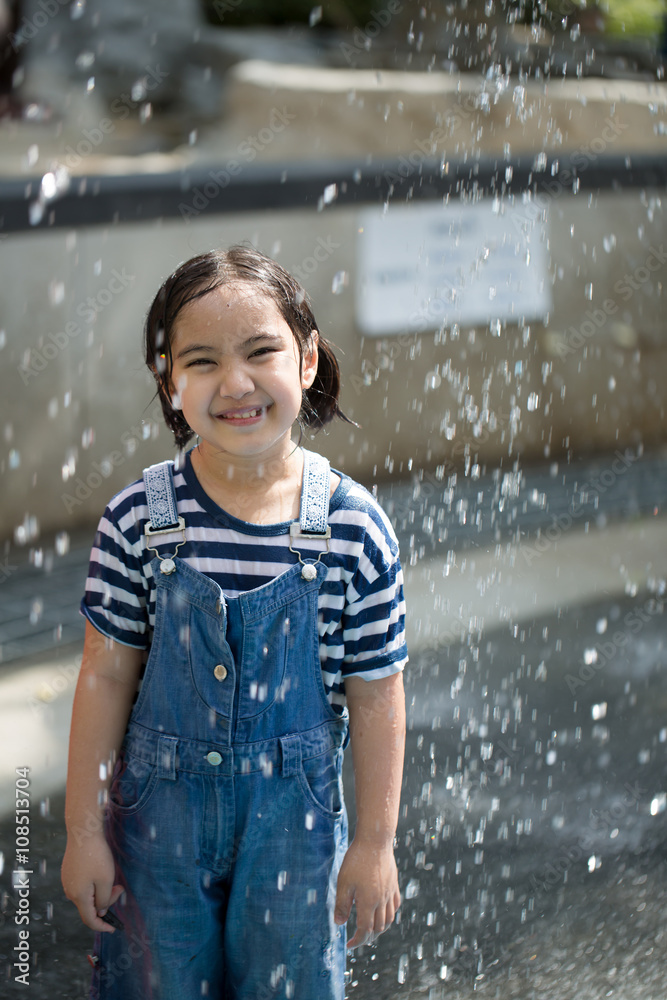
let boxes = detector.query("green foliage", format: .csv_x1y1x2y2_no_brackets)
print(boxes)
601,0,666,37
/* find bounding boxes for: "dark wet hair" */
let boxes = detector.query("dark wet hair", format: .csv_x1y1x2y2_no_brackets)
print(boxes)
145,244,353,449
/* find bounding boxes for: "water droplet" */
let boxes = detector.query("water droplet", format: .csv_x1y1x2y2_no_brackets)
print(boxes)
587,855,601,873
322,183,337,205
309,5,322,26
545,749,557,765
131,79,148,102
331,271,348,295
650,793,666,816
398,954,409,985
404,878,420,899
527,392,539,412
603,234,617,253
583,648,598,665
9,449,20,469
570,23,581,41
608,377,616,391
585,283,593,300
75,50,95,70
49,281,65,307
596,617,608,634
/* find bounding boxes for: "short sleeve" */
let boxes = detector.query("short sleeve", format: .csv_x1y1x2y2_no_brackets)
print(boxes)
340,503,408,681
80,498,150,649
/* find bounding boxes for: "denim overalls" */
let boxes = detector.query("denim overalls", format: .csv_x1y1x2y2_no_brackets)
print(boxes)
91,450,349,1000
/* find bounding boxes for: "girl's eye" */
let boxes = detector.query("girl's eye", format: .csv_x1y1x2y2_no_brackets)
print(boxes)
185,357,215,368
250,347,277,359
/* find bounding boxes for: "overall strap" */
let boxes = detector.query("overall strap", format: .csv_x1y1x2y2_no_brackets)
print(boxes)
299,449,331,534
143,461,181,533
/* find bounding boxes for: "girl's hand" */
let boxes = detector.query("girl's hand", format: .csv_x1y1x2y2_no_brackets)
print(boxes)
61,834,124,933
333,838,401,949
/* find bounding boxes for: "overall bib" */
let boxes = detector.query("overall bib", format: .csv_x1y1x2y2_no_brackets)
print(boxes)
91,451,349,1000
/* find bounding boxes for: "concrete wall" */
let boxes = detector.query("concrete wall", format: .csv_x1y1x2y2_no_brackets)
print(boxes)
1,182,665,543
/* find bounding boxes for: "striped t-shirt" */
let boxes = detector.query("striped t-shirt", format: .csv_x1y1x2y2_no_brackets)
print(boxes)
81,448,408,712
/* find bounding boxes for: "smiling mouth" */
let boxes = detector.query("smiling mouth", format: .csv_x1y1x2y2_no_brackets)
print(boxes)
217,406,265,421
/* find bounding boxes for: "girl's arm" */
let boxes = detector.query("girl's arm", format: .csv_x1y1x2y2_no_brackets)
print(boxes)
61,621,143,932
334,671,406,948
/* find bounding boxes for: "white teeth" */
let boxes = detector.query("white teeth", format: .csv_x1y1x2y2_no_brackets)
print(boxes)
224,407,261,420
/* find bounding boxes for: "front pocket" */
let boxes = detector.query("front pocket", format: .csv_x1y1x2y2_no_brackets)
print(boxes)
298,747,345,818
108,752,159,815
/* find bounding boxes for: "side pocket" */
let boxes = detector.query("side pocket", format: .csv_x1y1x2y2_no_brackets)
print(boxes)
108,752,159,816
298,746,345,818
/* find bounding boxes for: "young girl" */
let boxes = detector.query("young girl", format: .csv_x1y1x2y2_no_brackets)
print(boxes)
61,245,407,1000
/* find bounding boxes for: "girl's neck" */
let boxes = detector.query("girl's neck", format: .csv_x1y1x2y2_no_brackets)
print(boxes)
190,440,304,524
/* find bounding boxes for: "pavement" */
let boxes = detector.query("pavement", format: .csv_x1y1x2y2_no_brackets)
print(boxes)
1,448,666,998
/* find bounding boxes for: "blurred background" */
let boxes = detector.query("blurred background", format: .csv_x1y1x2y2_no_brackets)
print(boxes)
0,1,666,997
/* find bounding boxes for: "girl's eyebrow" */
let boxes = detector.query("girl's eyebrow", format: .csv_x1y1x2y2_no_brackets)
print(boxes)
175,332,284,360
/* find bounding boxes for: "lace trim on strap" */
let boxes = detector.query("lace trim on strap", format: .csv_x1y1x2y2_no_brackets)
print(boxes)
299,450,330,534
143,461,179,530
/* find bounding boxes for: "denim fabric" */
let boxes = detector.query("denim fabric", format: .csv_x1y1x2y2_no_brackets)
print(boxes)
90,552,349,1000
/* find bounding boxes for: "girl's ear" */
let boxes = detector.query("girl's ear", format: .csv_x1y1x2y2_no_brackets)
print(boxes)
301,330,319,389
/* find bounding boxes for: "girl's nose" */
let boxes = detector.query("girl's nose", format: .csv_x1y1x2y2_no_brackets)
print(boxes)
217,362,255,398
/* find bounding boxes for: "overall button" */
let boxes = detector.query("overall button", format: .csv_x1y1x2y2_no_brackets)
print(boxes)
213,664,228,681
206,751,222,766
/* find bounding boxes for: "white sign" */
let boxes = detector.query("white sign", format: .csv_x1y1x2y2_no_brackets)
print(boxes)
355,199,551,336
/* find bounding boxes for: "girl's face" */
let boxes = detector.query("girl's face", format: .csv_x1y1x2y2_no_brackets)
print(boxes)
169,282,318,463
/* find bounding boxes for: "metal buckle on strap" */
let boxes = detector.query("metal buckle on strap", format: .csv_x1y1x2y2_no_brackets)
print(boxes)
144,516,186,539
289,523,331,543
289,522,330,581
144,517,187,575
